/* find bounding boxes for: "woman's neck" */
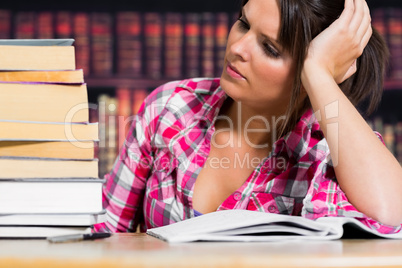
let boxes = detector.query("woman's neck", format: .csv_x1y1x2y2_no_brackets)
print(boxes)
216,98,287,149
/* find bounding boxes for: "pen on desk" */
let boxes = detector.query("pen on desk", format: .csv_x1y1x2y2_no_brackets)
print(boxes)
47,232,112,243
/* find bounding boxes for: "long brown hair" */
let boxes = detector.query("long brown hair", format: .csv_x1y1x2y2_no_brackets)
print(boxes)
240,0,389,136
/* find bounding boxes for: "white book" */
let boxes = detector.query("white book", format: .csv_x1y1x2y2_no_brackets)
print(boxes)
0,226,91,239
0,211,106,226
146,210,402,243
0,178,103,214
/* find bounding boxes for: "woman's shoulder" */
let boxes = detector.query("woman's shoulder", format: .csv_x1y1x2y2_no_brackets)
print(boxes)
145,77,222,106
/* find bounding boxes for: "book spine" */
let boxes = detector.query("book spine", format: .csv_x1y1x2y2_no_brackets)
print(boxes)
97,94,118,178
144,12,163,79
184,13,201,78
14,11,35,39
0,10,11,39
116,12,143,77
106,97,118,174
383,124,396,155
387,8,402,80
201,13,215,77
36,12,54,39
396,122,402,165
116,88,131,150
55,11,73,39
74,12,91,76
164,13,184,79
91,12,114,76
215,12,229,77
131,88,148,115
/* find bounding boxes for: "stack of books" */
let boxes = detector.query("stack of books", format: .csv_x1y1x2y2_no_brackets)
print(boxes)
0,39,105,238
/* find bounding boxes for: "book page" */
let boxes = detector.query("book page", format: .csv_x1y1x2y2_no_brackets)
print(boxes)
146,210,340,242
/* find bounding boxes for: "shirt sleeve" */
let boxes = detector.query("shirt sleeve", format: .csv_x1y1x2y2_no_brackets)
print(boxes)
301,133,402,235
93,92,158,233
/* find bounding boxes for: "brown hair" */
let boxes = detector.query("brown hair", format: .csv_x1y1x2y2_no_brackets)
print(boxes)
240,0,389,136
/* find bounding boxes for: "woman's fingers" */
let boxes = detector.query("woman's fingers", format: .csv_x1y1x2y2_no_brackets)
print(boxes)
337,0,355,26
350,0,365,33
356,1,372,44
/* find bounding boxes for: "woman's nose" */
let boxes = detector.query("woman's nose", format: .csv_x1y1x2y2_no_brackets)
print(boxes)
230,33,252,62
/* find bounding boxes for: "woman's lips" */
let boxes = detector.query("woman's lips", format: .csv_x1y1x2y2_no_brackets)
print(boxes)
226,63,246,80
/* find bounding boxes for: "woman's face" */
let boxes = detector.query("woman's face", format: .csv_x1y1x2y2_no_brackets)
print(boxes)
220,0,296,114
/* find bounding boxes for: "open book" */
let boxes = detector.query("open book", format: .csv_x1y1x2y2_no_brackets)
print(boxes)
146,210,402,243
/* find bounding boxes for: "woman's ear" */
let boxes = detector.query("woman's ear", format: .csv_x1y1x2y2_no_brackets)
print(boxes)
336,59,357,84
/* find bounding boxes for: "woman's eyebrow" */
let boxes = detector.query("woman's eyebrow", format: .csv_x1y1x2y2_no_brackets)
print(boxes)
242,6,281,48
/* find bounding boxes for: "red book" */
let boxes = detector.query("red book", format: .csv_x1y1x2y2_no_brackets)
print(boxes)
36,12,54,39
215,13,229,77
144,13,163,79
116,88,131,150
55,11,73,38
73,12,91,76
387,9,402,79
164,13,183,79
14,12,35,39
184,13,201,78
0,10,11,39
91,12,114,76
116,12,143,77
131,88,148,115
201,13,215,77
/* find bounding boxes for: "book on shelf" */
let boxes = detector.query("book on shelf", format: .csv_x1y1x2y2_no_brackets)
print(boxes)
116,88,132,150
164,13,183,79
36,11,54,39
91,12,113,76
0,38,75,70
371,7,402,81
0,10,11,39
97,94,119,178
14,11,35,39
116,12,143,77
201,13,215,77
0,69,84,84
147,209,402,243
215,12,229,77
184,13,201,78
0,157,98,179
368,116,402,165
388,9,402,80
0,82,89,123
55,11,72,39
0,211,106,226
144,12,163,79
73,13,91,75
131,88,148,115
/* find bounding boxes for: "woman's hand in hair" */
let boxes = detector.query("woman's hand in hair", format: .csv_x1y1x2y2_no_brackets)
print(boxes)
302,0,372,85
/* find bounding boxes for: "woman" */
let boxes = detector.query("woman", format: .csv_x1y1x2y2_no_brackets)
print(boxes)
94,0,402,233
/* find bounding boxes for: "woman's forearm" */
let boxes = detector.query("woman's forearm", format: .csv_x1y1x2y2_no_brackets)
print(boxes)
302,65,402,226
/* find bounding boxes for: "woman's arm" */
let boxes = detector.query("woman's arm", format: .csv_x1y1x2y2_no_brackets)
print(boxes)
301,0,402,226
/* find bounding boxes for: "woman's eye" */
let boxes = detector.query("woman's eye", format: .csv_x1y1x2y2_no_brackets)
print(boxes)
237,17,249,30
263,43,280,58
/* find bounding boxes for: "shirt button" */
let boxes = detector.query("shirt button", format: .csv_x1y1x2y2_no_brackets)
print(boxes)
268,205,277,213
233,192,242,201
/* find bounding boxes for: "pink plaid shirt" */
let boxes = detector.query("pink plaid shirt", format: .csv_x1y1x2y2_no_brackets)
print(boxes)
94,78,401,234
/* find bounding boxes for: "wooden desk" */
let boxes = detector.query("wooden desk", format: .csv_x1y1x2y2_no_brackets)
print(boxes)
0,234,401,268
